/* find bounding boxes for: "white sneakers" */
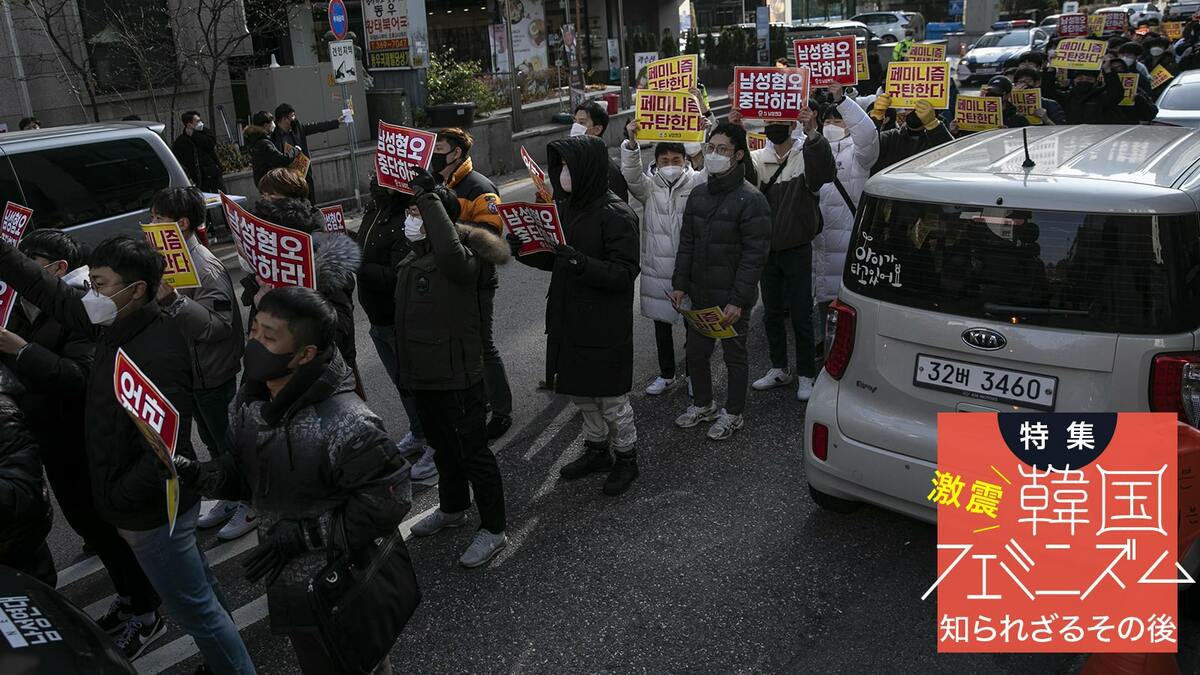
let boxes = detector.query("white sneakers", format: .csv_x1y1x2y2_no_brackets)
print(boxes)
674,403,720,428
411,446,438,481
796,376,815,402
197,500,239,529
706,409,745,441
217,503,258,541
644,376,677,395
752,368,794,391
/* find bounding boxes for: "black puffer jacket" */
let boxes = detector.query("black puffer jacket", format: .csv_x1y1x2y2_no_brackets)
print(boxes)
872,123,954,175
244,124,295,185
519,135,640,398
0,363,52,570
673,161,771,311
355,190,411,327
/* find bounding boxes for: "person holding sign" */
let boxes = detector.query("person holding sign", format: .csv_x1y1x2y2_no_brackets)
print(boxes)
0,235,253,670
395,171,513,566
1144,36,1179,97
1014,69,1066,124
270,103,342,202
671,123,771,441
244,111,300,186
510,134,642,495
869,95,952,175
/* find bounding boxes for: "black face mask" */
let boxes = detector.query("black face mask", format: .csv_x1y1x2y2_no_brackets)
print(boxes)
430,150,454,174
904,111,924,131
764,125,792,144
243,338,295,382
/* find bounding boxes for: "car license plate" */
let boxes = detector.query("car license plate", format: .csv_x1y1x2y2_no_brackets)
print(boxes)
913,354,1057,411
975,66,996,74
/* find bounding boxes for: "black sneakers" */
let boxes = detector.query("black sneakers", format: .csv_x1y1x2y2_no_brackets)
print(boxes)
603,454,639,496
559,440,614,480
115,613,167,660
486,415,512,440
94,598,132,634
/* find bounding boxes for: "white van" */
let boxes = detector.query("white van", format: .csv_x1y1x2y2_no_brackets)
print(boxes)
804,125,1200,522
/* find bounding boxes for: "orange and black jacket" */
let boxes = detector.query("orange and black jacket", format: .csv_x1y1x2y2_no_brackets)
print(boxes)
447,158,503,233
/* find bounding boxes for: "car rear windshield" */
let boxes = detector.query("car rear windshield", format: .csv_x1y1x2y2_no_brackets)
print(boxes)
844,197,1200,334
976,31,1031,48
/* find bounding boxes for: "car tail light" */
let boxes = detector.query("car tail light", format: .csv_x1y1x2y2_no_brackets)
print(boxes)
1150,352,1200,421
824,300,857,380
812,423,829,461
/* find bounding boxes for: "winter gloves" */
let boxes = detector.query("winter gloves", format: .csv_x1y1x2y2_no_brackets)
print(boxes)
869,93,892,123
914,100,940,130
243,518,323,586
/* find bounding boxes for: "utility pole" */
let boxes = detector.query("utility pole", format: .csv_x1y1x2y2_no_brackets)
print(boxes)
503,0,522,131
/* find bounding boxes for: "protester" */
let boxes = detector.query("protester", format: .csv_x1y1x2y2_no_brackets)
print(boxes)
1016,50,1063,103
570,100,629,201
173,111,226,194
870,95,953,175
270,103,341,201
257,167,310,200
746,103,834,401
148,187,248,540
1116,41,1154,88
355,176,437,480
1061,61,1153,124
1014,68,1066,125
0,361,55,586
814,83,880,343
978,76,1030,130
431,127,514,439
512,134,642,493
173,286,413,673
0,235,254,670
244,111,299,186
1107,57,1160,123
1145,36,1179,98
18,116,39,131
0,229,162,646
621,122,704,396
671,123,770,440
397,172,514,561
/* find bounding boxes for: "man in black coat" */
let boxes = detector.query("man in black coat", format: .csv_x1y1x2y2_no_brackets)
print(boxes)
0,361,54,586
270,103,341,202
244,110,299,186
172,111,226,193
571,100,630,201
511,135,642,496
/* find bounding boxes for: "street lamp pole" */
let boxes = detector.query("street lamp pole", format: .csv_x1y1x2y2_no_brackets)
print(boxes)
503,0,523,132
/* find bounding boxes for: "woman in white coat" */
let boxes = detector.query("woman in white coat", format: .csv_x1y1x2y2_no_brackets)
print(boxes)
621,119,706,395
814,83,881,342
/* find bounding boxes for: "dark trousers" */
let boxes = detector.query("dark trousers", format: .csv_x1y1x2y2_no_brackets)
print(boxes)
43,451,159,613
413,382,506,534
761,245,816,378
479,284,513,418
653,320,678,380
686,316,751,415
193,377,237,457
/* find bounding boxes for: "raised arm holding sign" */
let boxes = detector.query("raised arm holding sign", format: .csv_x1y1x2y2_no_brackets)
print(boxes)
0,202,32,326
376,121,437,194
498,202,567,256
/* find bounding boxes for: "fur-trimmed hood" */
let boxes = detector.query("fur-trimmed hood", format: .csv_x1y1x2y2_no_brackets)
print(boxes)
243,124,271,145
457,223,510,266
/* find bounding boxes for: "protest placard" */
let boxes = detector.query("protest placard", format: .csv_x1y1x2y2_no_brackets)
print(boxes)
498,202,566,257
1119,73,1138,106
1151,64,1175,89
320,205,347,234
0,202,32,326
680,305,738,339
142,222,201,289
1048,38,1106,70
747,132,767,151
856,46,869,81
1088,14,1104,36
113,348,181,534
1101,9,1127,33
885,61,951,108
1165,21,1184,41
1009,89,1042,115
376,121,437,194
645,54,697,91
906,42,946,62
520,146,553,203
1057,13,1088,37
221,194,316,289
955,95,1002,132
791,36,857,86
733,67,809,120
291,151,310,177
635,90,705,142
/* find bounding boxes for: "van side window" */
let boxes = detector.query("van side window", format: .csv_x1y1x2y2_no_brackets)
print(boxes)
7,139,169,230
0,154,22,208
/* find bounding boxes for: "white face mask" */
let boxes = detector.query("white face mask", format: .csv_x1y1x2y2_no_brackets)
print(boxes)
1151,47,1165,57
683,142,703,156
194,121,205,131
1121,56,1136,67
403,214,425,242
657,165,684,184
559,166,573,192
704,153,731,175
823,124,847,142
82,284,135,326
569,122,588,137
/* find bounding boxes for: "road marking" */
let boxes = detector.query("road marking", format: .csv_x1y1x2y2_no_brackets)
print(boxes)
532,432,584,501
522,404,578,460
490,516,538,569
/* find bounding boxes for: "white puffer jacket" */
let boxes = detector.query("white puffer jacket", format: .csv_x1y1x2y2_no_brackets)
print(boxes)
621,141,705,323
813,96,881,304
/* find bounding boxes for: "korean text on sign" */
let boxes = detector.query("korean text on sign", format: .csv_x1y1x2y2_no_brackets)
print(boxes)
363,0,410,70
376,121,436,194
113,347,182,533
856,46,869,81
1009,89,1042,116
681,306,738,339
1057,13,1088,37
791,36,857,87
733,67,809,120
1049,38,1107,70
520,146,553,203
0,202,33,326
1119,73,1139,106
1102,10,1128,33
747,132,767,152
931,413,1180,653
955,96,1002,132
498,202,566,257
1151,65,1175,89
142,222,200,289
645,54,697,92
885,61,951,108
221,194,316,290
1165,21,1184,41
906,42,946,62
320,205,347,234
635,90,705,143
1088,14,1105,36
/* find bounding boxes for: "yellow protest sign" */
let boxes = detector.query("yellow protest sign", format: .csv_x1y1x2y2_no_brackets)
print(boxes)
635,90,705,142
1009,89,1041,115
291,150,310,176
1151,65,1175,89
681,306,739,339
142,222,201,289
856,46,869,81
906,42,946,62
884,61,951,109
1088,14,1104,36
1119,73,1138,106
747,132,767,152
1048,38,1106,70
1057,68,1069,89
645,55,697,91
955,95,1002,132
1165,21,1184,41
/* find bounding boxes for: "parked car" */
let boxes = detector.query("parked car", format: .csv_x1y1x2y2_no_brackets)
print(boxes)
787,21,886,90
804,124,1200,524
850,12,915,42
1039,13,1064,35
1122,1,1163,25
1154,70,1200,128
1165,0,1200,19
991,19,1036,30
957,28,1051,85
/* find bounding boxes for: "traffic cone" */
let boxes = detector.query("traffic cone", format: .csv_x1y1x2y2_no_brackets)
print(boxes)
1078,653,1179,675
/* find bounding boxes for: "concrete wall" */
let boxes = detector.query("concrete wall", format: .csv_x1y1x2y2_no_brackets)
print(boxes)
245,64,370,152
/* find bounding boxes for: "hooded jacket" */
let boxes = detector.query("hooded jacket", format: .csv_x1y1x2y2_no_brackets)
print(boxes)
355,190,412,327
244,124,295,186
0,363,53,576
749,128,836,252
517,135,640,398
162,234,244,390
394,192,511,391
871,122,954,175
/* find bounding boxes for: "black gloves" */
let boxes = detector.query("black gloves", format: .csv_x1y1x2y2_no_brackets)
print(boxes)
170,455,200,485
407,167,439,197
505,233,524,257
243,518,321,586
554,244,587,272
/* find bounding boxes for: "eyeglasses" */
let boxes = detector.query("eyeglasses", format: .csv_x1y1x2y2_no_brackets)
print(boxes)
702,143,736,157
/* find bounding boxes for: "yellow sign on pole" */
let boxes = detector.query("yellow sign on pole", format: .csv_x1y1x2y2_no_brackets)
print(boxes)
884,61,952,108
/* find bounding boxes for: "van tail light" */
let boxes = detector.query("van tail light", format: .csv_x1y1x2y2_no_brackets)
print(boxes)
812,423,829,461
824,300,857,381
1150,352,1200,421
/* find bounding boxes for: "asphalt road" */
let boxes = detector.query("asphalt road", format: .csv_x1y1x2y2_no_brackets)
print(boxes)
44,166,1200,673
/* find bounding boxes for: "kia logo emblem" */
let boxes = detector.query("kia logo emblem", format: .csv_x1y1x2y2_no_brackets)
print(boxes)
962,327,1007,351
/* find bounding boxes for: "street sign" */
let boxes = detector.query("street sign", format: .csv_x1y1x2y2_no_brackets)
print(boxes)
328,0,349,40
1062,1,1079,13
330,39,357,83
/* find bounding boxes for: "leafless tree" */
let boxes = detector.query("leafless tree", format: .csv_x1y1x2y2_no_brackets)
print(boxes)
17,0,105,121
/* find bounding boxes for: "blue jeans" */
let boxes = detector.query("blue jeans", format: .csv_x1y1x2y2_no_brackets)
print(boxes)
368,324,424,439
119,504,256,675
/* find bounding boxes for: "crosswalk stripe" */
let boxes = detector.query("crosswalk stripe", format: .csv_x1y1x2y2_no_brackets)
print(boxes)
522,404,578,461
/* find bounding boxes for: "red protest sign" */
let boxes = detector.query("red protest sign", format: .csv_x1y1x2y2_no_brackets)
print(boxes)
0,202,33,326
1102,10,1128,33
792,36,857,87
376,121,436,194
497,202,566,256
1057,13,1088,38
221,194,316,289
114,348,180,460
733,67,810,120
320,205,347,233
520,146,553,203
